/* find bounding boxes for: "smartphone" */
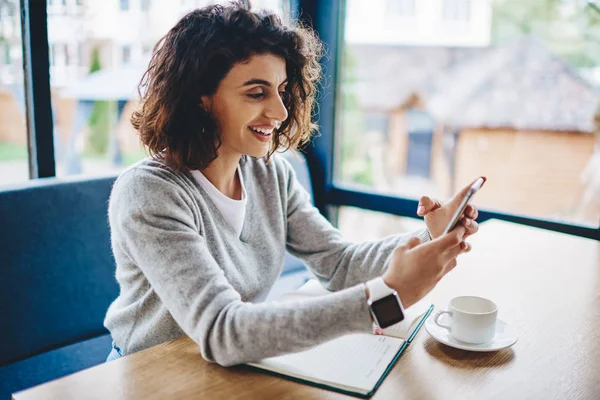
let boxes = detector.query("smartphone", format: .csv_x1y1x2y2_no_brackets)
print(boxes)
443,177,485,234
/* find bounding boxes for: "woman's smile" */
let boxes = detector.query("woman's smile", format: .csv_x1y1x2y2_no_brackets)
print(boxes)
249,125,276,142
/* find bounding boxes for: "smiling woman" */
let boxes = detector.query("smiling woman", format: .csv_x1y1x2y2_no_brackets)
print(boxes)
103,0,480,368
132,4,322,174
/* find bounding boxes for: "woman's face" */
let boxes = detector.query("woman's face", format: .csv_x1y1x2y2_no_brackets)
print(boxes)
202,53,289,160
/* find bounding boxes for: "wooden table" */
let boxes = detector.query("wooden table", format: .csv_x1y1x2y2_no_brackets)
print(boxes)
13,220,600,400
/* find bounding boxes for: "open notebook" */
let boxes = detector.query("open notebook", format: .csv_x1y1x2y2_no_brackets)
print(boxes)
247,279,434,398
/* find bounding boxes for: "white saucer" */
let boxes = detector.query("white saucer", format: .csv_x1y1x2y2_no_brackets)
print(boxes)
425,313,518,352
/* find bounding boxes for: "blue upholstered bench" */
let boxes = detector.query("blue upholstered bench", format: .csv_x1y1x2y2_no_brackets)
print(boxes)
0,175,118,400
0,153,313,399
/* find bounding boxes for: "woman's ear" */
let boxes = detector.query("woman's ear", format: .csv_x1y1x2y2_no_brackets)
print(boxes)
200,95,211,112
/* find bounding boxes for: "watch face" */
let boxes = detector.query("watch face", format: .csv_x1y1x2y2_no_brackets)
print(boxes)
372,295,404,328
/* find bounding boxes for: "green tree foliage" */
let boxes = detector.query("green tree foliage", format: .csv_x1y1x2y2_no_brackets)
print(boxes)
339,47,373,187
87,47,113,156
492,0,600,68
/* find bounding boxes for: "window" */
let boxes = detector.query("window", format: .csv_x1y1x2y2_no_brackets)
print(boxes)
0,0,28,186
442,0,470,22
39,0,290,181
3,44,10,64
77,42,83,65
336,0,600,235
121,45,131,64
405,109,434,179
47,0,67,8
48,43,54,66
63,43,70,65
49,42,68,66
386,0,415,17
6,0,599,240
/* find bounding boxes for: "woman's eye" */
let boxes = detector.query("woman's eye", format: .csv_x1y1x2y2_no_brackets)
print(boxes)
246,90,285,100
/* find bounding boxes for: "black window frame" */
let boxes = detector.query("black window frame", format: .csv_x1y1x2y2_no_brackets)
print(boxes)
20,0,55,179
16,0,600,240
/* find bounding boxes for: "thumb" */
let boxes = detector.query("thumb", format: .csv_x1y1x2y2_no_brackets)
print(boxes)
417,196,441,216
431,225,466,251
448,176,486,209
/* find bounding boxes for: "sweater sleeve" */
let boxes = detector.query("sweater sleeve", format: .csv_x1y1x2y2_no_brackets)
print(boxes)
109,169,374,367
281,157,431,291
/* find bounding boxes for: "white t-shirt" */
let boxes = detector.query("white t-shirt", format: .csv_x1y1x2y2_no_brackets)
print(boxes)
191,167,247,237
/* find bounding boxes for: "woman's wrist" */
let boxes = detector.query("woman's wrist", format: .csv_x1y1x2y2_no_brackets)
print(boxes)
364,283,373,322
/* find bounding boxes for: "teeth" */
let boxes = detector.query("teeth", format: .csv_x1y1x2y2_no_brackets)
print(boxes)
250,126,273,135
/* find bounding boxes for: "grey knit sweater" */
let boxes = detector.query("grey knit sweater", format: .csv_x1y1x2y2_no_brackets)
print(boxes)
104,154,430,366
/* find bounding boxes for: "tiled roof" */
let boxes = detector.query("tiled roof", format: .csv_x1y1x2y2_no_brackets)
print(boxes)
348,37,599,132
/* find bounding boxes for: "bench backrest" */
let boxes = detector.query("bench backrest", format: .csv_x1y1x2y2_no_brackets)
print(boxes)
0,175,119,365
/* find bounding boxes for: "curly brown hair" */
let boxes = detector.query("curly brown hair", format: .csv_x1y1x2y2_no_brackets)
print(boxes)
131,1,323,171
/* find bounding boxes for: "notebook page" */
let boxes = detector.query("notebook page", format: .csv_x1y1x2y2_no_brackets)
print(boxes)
248,333,405,394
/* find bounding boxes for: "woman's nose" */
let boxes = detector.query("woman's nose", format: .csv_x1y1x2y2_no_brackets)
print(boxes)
265,93,288,123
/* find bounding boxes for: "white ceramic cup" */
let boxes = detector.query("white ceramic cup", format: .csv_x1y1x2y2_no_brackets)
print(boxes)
433,296,498,344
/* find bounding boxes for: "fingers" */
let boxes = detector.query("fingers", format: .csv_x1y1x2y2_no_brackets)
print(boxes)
427,226,468,264
438,242,469,276
406,236,422,249
432,225,466,249
417,196,442,216
418,227,463,265
460,241,472,253
444,241,465,261
448,240,471,259
465,204,478,220
443,259,458,274
461,217,479,236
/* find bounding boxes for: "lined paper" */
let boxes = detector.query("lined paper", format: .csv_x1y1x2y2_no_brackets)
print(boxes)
248,333,404,394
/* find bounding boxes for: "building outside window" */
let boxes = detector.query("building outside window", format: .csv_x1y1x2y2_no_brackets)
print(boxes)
338,0,599,241
386,0,415,17
121,45,131,64
3,44,9,64
49,43,56,66
442,0,470,22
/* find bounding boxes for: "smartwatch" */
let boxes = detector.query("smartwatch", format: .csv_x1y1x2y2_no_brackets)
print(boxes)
366,277,405,329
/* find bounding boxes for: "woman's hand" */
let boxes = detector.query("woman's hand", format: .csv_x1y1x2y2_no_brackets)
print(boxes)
417,178,485,240
383,226,469,308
